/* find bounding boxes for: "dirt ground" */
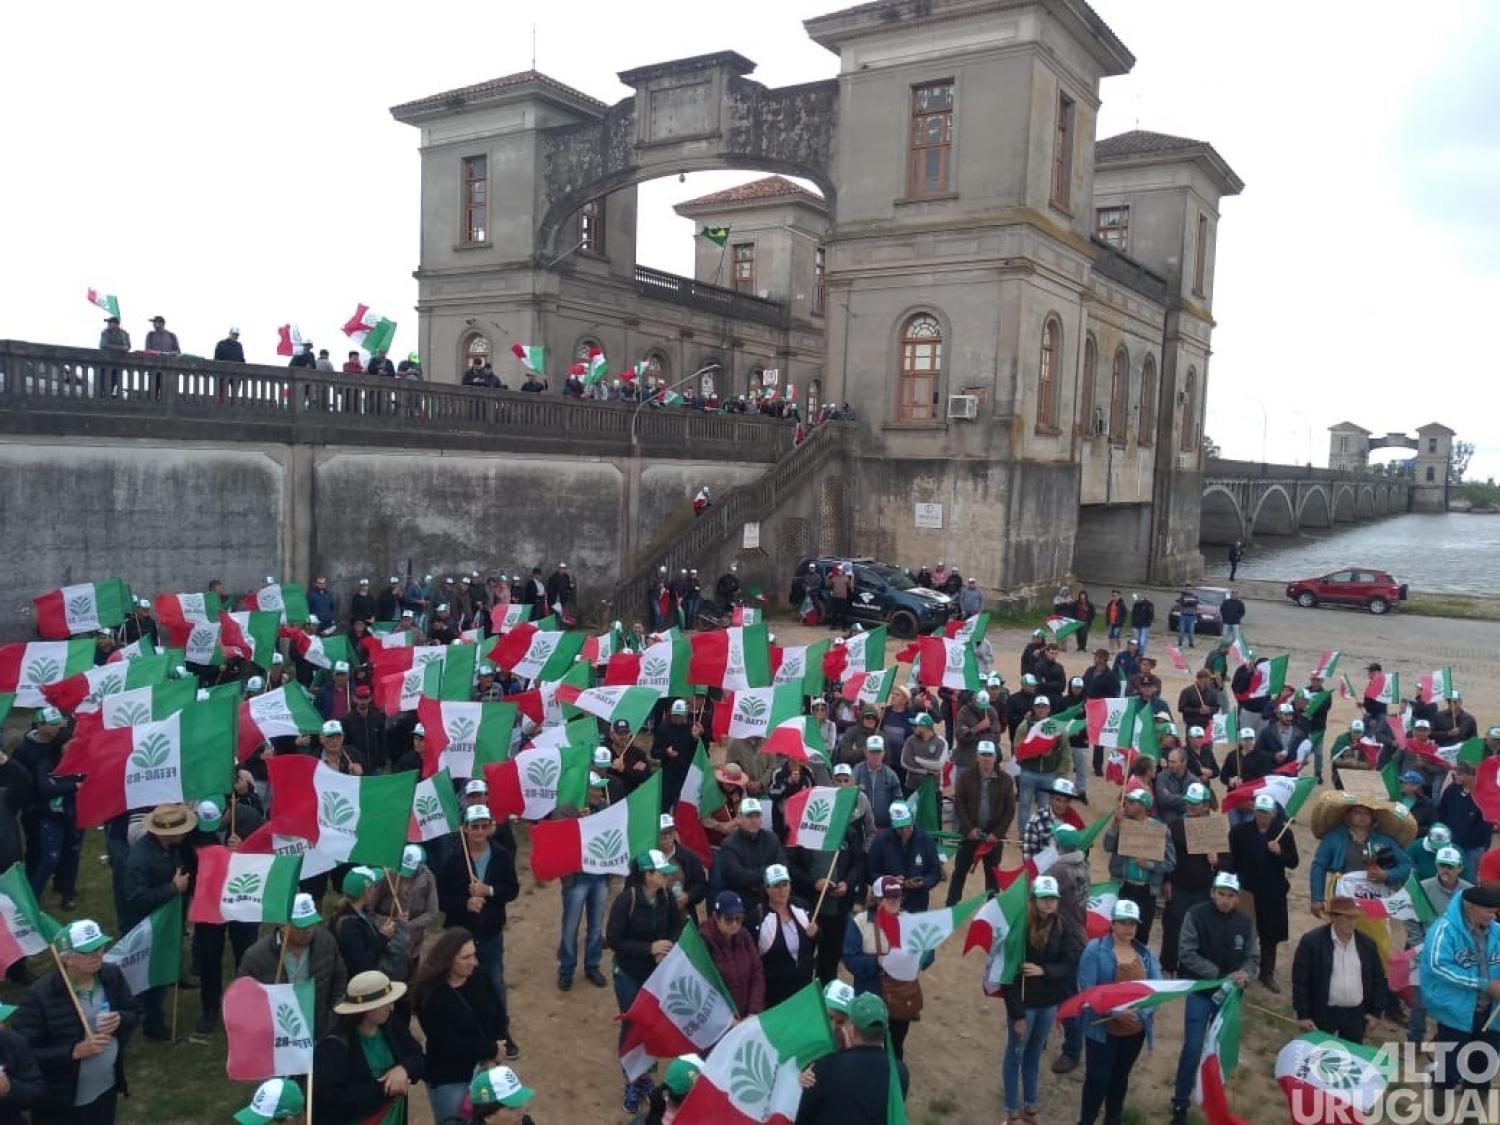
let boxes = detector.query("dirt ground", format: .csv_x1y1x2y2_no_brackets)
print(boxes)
398,592,1500,1124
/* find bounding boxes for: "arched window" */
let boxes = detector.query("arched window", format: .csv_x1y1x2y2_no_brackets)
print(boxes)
644,351,669,382
462,333,491,372
574,338,602,362
1138,354,1157,446
1037,317,1061,429
1108,346,1129,443
1080,335,1097,435
898,313,943,422
1180,367,1198,451
807,378,822,417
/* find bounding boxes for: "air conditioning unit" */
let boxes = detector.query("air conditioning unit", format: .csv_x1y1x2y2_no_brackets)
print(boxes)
946,394,978,420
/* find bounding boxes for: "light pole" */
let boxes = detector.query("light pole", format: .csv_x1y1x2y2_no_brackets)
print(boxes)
630,364,721,449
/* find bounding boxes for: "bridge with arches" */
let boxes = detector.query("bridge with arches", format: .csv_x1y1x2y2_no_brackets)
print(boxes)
1200,458,1409,545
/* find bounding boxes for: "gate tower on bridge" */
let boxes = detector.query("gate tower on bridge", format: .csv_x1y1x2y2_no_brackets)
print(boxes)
1327,421,1455,511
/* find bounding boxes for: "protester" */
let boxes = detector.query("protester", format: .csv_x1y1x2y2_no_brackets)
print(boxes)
413,927,509,1124
716,798,786,923
795,993,909,1122
1408,846,1472,1043
1227,793,1299,991
1160,783,1220,975
12,920,136,1124
1076,900,1159,1125
1290,895,1387,1044
312,971,425,1121
1102,788,1175,944
238,892,347,1038
1169,873,1256,1124
852,737,903,829
787,768,868,986
656,815,708,923
1128,592,1153,652
1419,885,1500,1106
1436,761,1493,880
649,700,701,809
1001,876,1079,1123
842,876,925,1059
757,864,817,1006
188,797,262,1033
866,801,941,913
947,740,1014,904
232,1077,303,1125
1014,695,1068,831
554,806,610,991
20,707,83,911
605,849,684,1112
371,845,440,985
437,805,520,1054
952,690,999,791
700,891,764,1016
122,803,195,1040
467,1064,537,1122
1309,795,1415,920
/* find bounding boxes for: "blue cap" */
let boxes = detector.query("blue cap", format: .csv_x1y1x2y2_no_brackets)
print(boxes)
1400,770,1424,785
712,891,745,917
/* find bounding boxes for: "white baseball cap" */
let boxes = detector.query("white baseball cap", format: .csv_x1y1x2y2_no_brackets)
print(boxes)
658,813,676,832
464,804,493,824
977,740,997,757
740,797,764,816
1034,695,1051,707
1238,727,1256,740
1032,875,1060,899
832,763,853,778
463,779,489,796
1212,872,1241,893
1253,793,1277,813
1112,900,1141,922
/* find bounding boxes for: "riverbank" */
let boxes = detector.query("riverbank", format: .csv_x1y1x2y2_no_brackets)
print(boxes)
1197,577,1500,622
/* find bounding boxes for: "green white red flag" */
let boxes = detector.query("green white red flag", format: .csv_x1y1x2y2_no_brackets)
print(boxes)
103,894,181,996
342,304,395,355
408,768,463,842
1311,650,1341,680
530,773,661,880
0,863,59,974
782,786,857,850
42,653,171,714
673,982,836,1125
419,644,480,701
281,630,356,674
1220,771,1316,818
69,679,197,747
1195,986,1247,1125
1333,871,1436,923
584,346,608,386
876,895,984,981
772,639,828,696
1015,717,1084,761
154,592,223,628
1085,882,1120,939
0,639,96,707
106,635,157,665
945,612,990,645
237,684,323,763
556,684,661,734
842,667,897,707
619,920,737,1081
224,977,317,1079
1240,654,1288,702
914,637,980,691
417,697,516,778
88,287,120,318
1274,1032,1392,1122
485,745,591,822
190,847,301,924
1086,696,1139,749
163,613,259,666
1058,977,1223,1021
1044,615,1083,641
604,636,693,697
964,875,1029,995
688,624,773,691
489,625,585,681
712,683,806,744
224,611,280,668
1227,635,1253,666
582,623,626,666
242,582,310,625
265,756,415,869
73,696,238,828
374,644,449,712
1417,667,1457,704
1364,670,1398,707
674,743,724,865
33,579,132,639
510,342,546,374
839,626,888,677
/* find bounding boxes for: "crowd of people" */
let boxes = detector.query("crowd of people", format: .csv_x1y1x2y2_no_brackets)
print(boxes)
3,565,1500,1123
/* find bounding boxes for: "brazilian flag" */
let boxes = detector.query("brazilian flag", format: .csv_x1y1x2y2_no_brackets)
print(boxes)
699,225,730,247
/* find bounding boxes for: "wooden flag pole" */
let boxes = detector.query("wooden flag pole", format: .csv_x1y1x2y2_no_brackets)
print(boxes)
47,945,91,1034
306,1064,314,1124
811,848,843,917
384,870,406,920
274,935,286,984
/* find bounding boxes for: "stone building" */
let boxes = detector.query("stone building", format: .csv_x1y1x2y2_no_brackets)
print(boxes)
1326,420,1455,511
389,0,1244,593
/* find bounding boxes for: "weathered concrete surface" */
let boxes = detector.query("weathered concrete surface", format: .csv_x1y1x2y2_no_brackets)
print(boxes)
0,439,284,635
1074,503,1152,585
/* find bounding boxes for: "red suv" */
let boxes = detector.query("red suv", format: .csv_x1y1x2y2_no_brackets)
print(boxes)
1285,569,1409,615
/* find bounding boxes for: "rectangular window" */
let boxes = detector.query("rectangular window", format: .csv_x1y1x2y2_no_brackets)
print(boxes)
813,247,826,316
732,243,755,293
1095,206,1129,251
461,155,487,245
1051,94,1074,209
1428,437,1438,453
908,81,954,197
1193,212,1208,295
578,199,605,256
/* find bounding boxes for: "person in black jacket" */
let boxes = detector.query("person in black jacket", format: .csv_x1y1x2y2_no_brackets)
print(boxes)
0,1004,44,1124
1219,727,1278,816
213,329,244,362
313,971,425,1122
796,993,909,1124
1227,795,1300,991
650,700,702,809
544,563,574,618
332,867,408,983
1161,784,1224,974
999,877,1081,1120
437,806,520,1051
13,919,140,1124
349,579,377,625
714,800,786,924
605,851,684,1114
121,804,195,1040
1290,896,1387,1044
16,709,82,912
657,817,708,923
413,927,508,1123
340,689,390,774
188,796,264,1034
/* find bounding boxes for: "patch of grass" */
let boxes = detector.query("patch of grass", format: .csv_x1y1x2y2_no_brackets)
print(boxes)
1404,593,1500,621
0,830,253,1125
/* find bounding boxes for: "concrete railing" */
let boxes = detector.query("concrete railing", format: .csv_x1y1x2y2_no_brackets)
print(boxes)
1204,457,1402,483
0,339,796,461
604,420,851,623
632,265,788,328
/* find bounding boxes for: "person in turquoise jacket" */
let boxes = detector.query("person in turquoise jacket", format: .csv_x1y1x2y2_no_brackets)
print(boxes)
1419,884,1500,1106
1308,803,1414,916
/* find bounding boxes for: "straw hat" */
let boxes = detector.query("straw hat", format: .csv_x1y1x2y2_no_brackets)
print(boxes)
1309,789,1417,848
333,970,407,1015
143,803,198,837
714,762,748,789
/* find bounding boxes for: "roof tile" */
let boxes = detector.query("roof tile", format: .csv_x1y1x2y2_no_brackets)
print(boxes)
391,70,606,117
674,175,827,211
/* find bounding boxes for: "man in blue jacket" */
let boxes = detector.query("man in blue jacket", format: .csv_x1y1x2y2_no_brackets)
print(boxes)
865,802,940,912
1309,800,1414,918
1420,884,1500,1106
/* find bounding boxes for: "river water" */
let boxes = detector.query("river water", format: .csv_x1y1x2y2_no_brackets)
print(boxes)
1200,512,1500,595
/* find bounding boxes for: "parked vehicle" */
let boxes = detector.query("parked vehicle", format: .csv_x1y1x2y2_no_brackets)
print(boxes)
794,557,958,637
1285,569,1409,615
1167,585,1232,636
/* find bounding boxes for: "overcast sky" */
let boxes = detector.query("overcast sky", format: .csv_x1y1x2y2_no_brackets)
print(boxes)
4,0,1495,477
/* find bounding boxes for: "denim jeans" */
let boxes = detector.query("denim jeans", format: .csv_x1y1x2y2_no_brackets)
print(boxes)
1016,771,1056,834
558,874,608,977
1132,626,1150,653
1003,1004,1057,1112
1222,624,1242,646
428,1081,469,1125
1177,615,1196,646
1071,746,1090,799
1407,987,1427,1043
107,833,132,926
28,815,82,898
1172,992,1217,1107
1307,732,1325,779
475,930,507,1014
613,966,644,1053
1463,846,1486,884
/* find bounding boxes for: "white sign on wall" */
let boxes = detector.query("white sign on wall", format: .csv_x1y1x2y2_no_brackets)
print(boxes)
742,522,761,549
914,503,944,529
761,368,779,388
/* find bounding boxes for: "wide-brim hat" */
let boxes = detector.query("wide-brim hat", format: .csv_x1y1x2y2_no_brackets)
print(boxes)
1309,789,1416,847
144,803,198,837
333,970,407,1014
714,764,748,788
